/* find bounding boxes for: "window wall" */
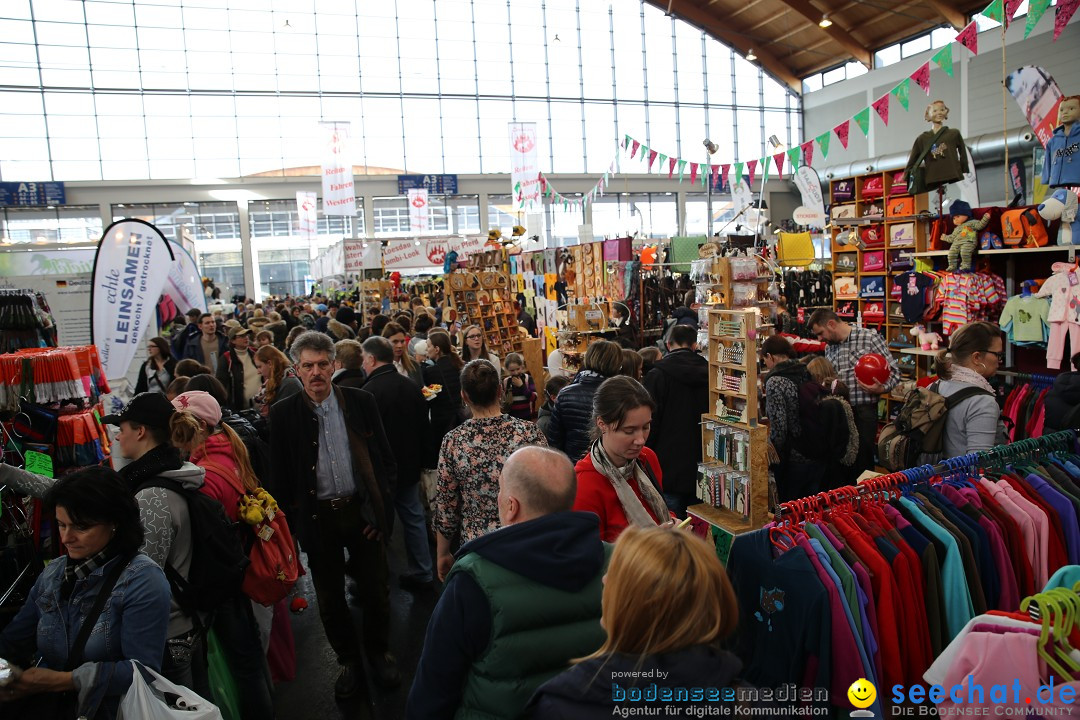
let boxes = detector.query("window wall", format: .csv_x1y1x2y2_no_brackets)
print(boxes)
0,205,102,244
0,0,800,182
591,193,677,239
372,195,481,237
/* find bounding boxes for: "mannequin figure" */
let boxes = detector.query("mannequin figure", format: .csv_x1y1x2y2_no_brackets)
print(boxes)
905,101,970,193
1042,95,1080,188
940,200,990,272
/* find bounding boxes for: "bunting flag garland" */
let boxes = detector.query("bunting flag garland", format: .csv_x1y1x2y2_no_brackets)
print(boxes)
955,21,978,55
1005,0,1024,26
773,151,785,177
648,149,658,171
734,162,744,186
833,121,850,149
872,95,890,126
746,159,758,187
658,153,668,172
853,107,871,137
639,145,649,163
932,45,954,78
891,78,911,110
982,0,1004,23
623,135,631,150
800,141,814,167
911,63,931,95
1056,0,1079,40
787,146,801,171
711,164,720,189
668,157,677,179
630,140,640,159
677,159,686,183
1026,0,1051,37
720,163,730,188
690,162,699,186
816,132,831,159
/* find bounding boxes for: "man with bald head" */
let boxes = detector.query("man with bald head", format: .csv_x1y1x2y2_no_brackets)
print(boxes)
407,446,610,719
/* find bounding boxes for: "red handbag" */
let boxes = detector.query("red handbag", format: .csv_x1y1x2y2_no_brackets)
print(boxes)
860,225,885,249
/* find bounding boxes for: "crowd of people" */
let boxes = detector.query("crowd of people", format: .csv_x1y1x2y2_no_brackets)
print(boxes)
1,289,1077,719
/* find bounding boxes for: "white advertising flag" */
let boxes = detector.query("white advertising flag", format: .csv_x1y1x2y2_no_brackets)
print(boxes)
408,188,429,234
297,191,318,238
163,240,206,315
509,122,540,211
319,121,356,216
91,219,176,380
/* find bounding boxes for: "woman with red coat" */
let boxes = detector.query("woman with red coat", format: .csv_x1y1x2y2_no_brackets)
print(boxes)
573,376,673,542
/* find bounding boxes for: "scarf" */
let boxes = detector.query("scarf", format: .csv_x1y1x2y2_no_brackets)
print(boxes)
119,443,184,492
588,438,670,529
947,363,995,393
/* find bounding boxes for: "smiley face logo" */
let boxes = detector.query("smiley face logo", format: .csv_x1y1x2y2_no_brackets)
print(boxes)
847,678,876,710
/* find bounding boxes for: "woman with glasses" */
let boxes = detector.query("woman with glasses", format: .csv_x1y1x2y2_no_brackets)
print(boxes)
932,320,1008,457
460,324,501,379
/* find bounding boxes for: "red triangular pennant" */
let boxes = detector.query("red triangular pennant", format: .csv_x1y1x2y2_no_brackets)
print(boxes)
1005,0,1023,25
690,162,699,186
772,152,785,177
747,159,758,186
1056,0,1079,40
711,164,720,189
630,140,641,158
834,121,850,149
955,21,978,55
872,94,890,126
721,164,730,189
801,140,814,167
648,149,658,171
668,157,677,179
911,63,931,95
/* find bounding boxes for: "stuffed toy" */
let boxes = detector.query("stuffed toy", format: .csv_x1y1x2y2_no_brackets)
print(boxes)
910,323,942,351
1037,188,1080,246
940,200,991,271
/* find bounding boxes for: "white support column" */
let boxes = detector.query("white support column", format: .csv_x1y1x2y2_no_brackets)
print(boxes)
237,202,258,301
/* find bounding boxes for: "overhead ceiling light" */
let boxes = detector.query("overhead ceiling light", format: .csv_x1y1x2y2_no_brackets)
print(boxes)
703,138,719,155
819,14,833,28
746,48,757,62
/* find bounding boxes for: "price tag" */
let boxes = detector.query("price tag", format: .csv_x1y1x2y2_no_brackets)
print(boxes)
25,450,53,478
1068,270,1078,287
258,525,275,542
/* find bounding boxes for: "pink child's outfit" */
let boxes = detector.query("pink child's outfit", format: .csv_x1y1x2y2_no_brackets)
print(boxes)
1035,262,1080,368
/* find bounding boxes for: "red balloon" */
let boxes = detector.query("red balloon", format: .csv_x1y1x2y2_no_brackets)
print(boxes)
854,353,890,386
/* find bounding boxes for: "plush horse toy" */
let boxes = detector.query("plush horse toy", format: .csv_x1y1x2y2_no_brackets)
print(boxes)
1037,188,1080,246
910,323,942,351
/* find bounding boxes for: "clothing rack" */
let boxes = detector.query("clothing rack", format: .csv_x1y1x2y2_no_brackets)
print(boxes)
775,429,1078,518
996,370,1058,385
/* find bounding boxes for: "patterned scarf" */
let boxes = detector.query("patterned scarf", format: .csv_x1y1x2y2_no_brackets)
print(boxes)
947,363,995,393
588,438,670,529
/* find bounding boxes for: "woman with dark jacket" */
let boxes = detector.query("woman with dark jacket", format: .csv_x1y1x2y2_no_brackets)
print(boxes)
423,331,464,459
527,526,743,719
761,335,821,502
1045,351,1080,433
134,336,177,394
545,340,623,462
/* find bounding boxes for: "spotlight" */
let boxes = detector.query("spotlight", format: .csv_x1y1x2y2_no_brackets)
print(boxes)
703,139,718,155
746,48,757,62
819,14,832,27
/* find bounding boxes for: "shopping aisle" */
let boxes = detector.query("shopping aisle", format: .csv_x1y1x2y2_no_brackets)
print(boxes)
275,532,440,719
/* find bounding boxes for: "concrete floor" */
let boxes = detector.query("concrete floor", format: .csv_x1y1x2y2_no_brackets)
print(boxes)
274,533,441,720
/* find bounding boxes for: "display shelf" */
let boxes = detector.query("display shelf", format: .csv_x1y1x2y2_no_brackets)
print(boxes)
903,246,1077,258
901,347,942,357
690,423,770,536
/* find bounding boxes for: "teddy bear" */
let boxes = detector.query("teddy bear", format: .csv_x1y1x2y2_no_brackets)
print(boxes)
1037,188,1080,246
910,323,942,351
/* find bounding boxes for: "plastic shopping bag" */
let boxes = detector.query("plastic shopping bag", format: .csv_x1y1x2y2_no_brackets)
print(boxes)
118,661,222,720
206,629,242,720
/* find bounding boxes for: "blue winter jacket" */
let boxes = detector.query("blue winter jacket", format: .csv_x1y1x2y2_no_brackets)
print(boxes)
1042,123,1080,187
0,552,171,719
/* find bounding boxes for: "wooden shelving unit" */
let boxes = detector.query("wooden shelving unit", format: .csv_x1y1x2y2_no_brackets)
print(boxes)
444,270,524,356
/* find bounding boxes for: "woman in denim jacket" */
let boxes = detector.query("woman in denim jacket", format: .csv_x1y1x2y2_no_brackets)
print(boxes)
0,466,171,719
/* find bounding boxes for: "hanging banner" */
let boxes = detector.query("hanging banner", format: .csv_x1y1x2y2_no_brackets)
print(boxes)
91,219,176,380
957,148,981,207
343,239,381,273
383,236,489,271
319,121,357,216
296,191,318,239
1005,65,1064,147
793,166,827,228
163,240,206,316
730,177,753,217
510,122,541,211
408,188,430,233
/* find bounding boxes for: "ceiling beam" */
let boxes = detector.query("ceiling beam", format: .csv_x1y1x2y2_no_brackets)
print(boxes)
658,0,803,92
770,0,873,65
926,0,967,28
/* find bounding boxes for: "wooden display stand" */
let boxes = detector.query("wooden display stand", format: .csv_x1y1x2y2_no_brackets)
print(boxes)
444,271,524,356
687,308,771,536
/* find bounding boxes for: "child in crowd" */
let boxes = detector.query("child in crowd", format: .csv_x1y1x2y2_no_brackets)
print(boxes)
537,374,570,437
502,352,537,421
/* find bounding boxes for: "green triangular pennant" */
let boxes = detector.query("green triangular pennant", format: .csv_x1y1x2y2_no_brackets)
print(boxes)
623,135,631,150
981,0,1003,22
787,146,801,170
677,159,686,182
932,45,954,77
1025,0,1051,36
853,107,871,136
816,132,831,159
734,162,744,185
761,156,771,182
657,153,668,172
891,78,911,110
640,145,649,162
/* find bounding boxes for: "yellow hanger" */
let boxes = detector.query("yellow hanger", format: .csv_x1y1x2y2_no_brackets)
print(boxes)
1022,593,1075,682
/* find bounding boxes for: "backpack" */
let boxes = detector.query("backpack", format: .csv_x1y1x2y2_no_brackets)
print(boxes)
876,381,992,472
794,381,857,467
136,477,249,614
1000,208,1049,247
201,460,299,607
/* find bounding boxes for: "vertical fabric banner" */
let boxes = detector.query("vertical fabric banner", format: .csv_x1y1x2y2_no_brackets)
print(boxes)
164,240,206,317
911,63,931,95
408,188,429,233
510,122,541,210
91,219,176,380
319,121,357,216
296,191,318,241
